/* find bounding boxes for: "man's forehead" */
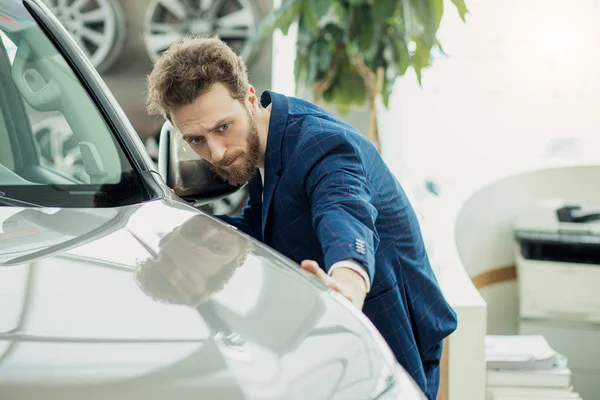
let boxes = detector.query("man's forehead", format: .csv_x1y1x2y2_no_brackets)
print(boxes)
195,83,241,110
176,107,234,136
194,111,232,129
176,86,244,132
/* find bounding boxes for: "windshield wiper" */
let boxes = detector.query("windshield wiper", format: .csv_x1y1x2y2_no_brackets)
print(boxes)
0,191,42,207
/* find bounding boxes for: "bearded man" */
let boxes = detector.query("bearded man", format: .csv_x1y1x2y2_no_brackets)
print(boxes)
146,36,457,400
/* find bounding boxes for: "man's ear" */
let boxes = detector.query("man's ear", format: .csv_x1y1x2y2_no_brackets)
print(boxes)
247,84,258,115
236,242,255,267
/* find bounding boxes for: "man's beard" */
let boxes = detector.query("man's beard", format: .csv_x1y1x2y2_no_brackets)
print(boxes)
209,115,260,186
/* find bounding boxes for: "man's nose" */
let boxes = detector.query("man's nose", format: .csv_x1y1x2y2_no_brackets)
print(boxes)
207,138,226,162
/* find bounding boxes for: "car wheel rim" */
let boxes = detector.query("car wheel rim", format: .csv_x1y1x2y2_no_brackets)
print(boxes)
143,0,257,64
42,0,125,72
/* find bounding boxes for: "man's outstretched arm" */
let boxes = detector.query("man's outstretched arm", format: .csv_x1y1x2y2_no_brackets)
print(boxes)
298,131,380,309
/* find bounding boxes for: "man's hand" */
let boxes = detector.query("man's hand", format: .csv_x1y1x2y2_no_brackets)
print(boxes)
301,260,367,310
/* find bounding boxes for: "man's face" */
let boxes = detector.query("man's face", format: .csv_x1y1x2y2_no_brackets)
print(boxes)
149,216,249,306
171,83,260,186
162,225,243,303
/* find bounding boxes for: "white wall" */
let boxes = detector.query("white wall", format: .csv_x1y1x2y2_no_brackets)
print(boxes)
270,0,296,97
381,0,600,194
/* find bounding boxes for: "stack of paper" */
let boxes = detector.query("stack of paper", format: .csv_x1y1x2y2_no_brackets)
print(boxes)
485,335,582,400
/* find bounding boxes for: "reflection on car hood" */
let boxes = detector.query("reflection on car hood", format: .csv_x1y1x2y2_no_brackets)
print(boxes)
0,200,410,400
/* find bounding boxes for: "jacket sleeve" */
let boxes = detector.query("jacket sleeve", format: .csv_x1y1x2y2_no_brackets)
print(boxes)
302,133,379,283
215,200,256,238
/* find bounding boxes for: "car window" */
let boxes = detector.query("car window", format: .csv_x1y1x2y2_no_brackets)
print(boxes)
0,2,151,207
28,110,87,183
0,30,15,62
1,32,85,182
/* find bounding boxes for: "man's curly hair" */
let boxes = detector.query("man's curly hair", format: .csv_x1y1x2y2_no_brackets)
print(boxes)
145,35,249,120
135,254,239,306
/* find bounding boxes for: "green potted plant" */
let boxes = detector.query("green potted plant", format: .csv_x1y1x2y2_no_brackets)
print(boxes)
254,0,468,151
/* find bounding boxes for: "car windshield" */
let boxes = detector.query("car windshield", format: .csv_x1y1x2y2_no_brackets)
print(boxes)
0,0,151,207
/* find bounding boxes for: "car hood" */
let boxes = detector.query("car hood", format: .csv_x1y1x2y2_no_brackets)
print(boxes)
0,199,420,400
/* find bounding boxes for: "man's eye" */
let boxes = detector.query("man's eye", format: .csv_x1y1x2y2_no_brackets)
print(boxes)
218,123,230,132
189,137,204,144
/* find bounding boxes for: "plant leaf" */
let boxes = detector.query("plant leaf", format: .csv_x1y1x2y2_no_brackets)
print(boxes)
351,4,376,53
451,0,469,22
252,0,468,123
364,27,382,62
411,38,431,86
435,38,447,56
323,55,367,113
316,1,344,28
397,46,410,75
428,0,444,31
372,0,398,22
310,0,334,18
301,0,320,35
384,28,410,76
294,53,308,89
250,0,299,47
307,36,332,73
399,0,414,38
306,36,334,83
307,53,320,84
323,23,345,44
412,0,436,49
273,0,299,35
343,4,354,44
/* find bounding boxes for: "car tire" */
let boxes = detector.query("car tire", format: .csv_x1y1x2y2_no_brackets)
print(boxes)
142,0,259,65
42,0,127,73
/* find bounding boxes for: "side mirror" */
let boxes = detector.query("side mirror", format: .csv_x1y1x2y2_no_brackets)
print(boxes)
157,121,241,206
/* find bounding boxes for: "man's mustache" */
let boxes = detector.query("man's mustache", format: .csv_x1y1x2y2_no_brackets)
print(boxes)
212,152,243,170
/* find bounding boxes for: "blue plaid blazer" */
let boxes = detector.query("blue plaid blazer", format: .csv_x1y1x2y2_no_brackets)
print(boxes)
219,90,457,399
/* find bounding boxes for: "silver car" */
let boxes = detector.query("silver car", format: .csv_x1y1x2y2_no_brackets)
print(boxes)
0,1,426,399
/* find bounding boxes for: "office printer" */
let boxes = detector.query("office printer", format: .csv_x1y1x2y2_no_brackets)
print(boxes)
513,200,600,323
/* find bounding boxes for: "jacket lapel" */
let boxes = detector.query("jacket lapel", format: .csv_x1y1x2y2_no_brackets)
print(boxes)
260,91,288,241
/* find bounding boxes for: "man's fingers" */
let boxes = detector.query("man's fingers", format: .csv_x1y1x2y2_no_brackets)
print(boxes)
300,260,364,309
301,260,324,277
301,260,341,292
